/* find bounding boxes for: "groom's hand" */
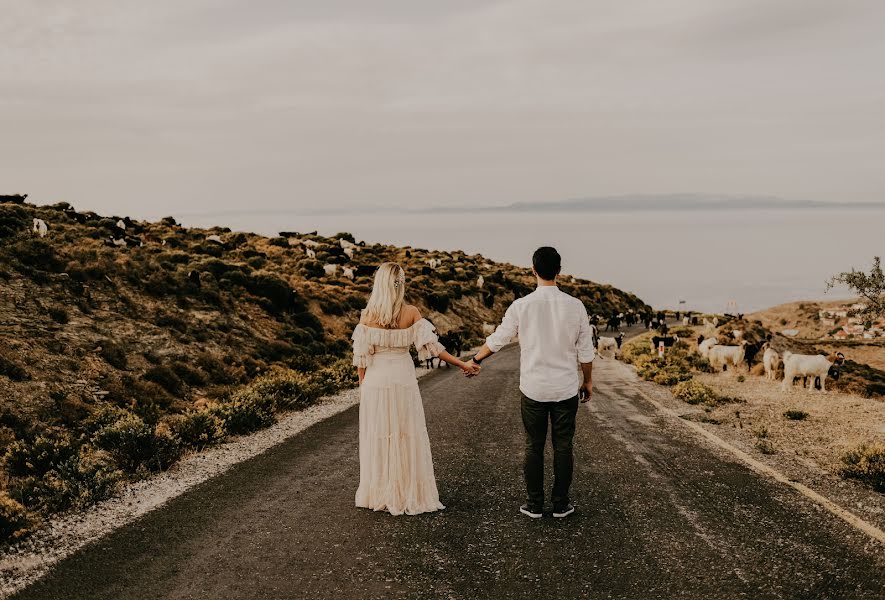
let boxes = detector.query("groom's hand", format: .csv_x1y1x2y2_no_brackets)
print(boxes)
579,382,592,403
462,360,481,378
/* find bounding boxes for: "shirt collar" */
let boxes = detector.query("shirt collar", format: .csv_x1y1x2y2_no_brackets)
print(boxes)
535,285,560,293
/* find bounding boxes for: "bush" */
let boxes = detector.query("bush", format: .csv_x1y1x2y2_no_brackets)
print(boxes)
839,443,885,492
673,380,722,406
142,365,185,396
784,409,808,421
427,291,450,313
167,412,224,450
0,204,29,239
48,306,69,324
0,492,34,543
99,340,128,369
246,273,305,313
209,393,276,436
246,369,327,412
93,413,181,473
0,352,30,381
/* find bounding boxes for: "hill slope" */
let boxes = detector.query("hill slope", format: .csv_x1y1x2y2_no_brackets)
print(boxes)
0,197,649,542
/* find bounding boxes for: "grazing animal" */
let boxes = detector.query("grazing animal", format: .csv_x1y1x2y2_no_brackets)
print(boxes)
302,239,321,248
287,237,301,246
588,323,599,349
708,341,748,372
615,331,626,349
732,330,743,341
355,265,376,277
206,234,223,244
698,336,718,358
651,335,679,352
306,248,316,258
477,275,484,288
762,345,780,381
438,331,464,361
32,218,48,238
343,246,355,259
421,266,433,275
597,337,618,357
683,316,690,326
343,267,354,280
426,258,441,269
742,341,766,369
111,237,127,247
782,352,845,393
188,270,201,287
322,264,338,276
340,239,356,250
115,219,126,231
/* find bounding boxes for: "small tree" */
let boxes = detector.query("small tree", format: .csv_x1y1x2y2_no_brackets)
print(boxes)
827,256,884,320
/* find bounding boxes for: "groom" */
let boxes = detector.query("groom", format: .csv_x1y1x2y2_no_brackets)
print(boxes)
469,247,595,519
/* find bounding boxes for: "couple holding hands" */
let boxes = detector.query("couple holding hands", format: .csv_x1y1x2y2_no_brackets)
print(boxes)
351,247,596,519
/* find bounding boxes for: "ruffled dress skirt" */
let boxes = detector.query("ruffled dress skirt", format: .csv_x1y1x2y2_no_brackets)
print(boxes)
355,347,445,515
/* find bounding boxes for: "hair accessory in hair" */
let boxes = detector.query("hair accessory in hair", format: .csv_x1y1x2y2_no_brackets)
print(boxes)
393,269,405,289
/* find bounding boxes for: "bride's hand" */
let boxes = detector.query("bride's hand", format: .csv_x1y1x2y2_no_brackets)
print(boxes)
461,360,481,378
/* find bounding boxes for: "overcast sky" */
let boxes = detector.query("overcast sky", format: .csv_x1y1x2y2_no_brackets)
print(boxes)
2,0,884,218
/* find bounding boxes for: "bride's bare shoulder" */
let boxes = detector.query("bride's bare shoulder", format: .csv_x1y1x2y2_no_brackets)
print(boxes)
402,304,421,325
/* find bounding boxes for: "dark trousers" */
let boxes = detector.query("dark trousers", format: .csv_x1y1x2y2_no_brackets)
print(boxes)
521,393,578,508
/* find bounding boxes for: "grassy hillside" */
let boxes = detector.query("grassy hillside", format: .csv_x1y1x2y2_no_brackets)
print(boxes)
0,197,649,543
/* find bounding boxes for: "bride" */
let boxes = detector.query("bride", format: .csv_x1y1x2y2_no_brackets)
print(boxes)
351,262,480,515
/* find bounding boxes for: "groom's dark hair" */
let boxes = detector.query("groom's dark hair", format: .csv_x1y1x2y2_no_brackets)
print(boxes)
532,246,561,281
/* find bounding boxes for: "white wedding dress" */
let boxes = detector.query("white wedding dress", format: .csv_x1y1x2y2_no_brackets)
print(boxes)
351,318,446,515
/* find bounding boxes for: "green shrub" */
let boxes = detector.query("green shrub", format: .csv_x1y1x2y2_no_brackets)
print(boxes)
755,440,776,455
246,369,327,412
210,393,276,435
167,412,224,450
839,443,885,492
427,291,450,313
195,353,241,385
12,448,123,513
48,306,69,324
0,492,34,542
673,380,721,406
0,204,29,239
93,413,181,473
3,431,77,478
784,409,809,421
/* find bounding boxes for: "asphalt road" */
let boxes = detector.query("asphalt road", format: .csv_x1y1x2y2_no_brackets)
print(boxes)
13,339,885,599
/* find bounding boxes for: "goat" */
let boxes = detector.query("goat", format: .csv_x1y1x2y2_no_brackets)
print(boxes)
115,219,126,231
322,264,338,276
477,275,484,288
111,237,127,247
597,337,618,358
355,265,375,277
344,246,355,259
302,239,321,248
682,316,690,326
306,248,316,259
732,330,743,341
709,341,748,372
287,237,301,246
762,345,780,381
32,218,48,238
782,352,845,393
340,239,356,250
615,331,626,348
698,336,718,358
343,267,354,280
206,234,223,244
588,323,599,349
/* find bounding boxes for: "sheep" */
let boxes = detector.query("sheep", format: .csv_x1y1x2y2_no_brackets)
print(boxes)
477,275,484,288
782,352,845,393
343,267,354,280
762,345,780,381
708,341,748,372
597,337,618,358
32,218,48,238
306,248,316,259
344,246,355,259
322,263,338,276
206,234,223,244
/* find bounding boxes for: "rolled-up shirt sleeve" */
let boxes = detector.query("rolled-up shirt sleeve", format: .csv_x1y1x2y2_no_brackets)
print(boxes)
486,303,519,352
576,309,596,363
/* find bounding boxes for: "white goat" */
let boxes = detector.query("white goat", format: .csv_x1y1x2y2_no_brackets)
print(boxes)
782,352,844,393
597,337,618,358
698,337,718,358
206,234,223,244
343,246,355,259
111,237,127,247
32,218,48,238
115,219,126,231
762,345,780,381
306,248,316,259
343,267,354,280
322,263,338,276
708,341,748,372
302,239,321,248
732,330,744,341
477,275,484,288
682,316,690,326
340,239,356,250
427,258,441,269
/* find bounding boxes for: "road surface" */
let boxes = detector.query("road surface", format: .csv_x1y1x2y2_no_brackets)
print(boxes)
13,339,884,599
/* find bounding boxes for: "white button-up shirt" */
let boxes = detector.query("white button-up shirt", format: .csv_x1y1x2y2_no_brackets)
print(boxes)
485,285,596,402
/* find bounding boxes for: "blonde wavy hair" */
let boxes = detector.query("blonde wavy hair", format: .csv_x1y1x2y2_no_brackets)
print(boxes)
363,262,406,328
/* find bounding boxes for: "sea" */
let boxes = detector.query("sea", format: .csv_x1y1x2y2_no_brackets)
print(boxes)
175,207,884,315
